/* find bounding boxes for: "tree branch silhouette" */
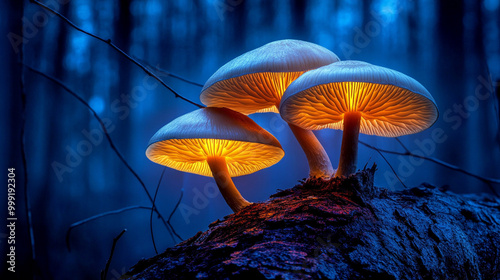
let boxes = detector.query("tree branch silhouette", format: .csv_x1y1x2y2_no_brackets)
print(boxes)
150,170,184,255
167,188,184,241
135,57,205,88
359,140,500,197
101,229,127,280
66,206,150,252
369,145,408,189
151,168,167,255
30,0,204,109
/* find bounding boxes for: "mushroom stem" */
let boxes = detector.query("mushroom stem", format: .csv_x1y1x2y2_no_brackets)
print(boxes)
288,123,334,178
206,156,252,212
335,112,362,177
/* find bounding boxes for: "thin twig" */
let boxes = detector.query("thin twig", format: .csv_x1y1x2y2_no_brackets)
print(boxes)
167,188,184,241
30,0,204,109
394,137,410,153
101,229,127,280
371,147,408,189
19,0,36,271
66,205,151,252
479,40,500,143
495,79,500,144
359,140,500,196
25,64,175,237
150,168,168,254
135,57,205,88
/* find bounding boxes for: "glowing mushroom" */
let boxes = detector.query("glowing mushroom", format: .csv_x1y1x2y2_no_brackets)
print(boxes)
200,39,340,178
280,61,439,177
146,107,284,212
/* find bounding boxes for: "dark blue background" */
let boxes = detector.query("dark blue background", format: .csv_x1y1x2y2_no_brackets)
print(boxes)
2,0,500,279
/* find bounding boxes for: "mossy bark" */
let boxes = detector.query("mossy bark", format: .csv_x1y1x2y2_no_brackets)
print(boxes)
124,165,500,280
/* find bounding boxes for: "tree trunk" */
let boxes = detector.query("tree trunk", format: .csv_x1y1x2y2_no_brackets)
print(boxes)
124,165,500,279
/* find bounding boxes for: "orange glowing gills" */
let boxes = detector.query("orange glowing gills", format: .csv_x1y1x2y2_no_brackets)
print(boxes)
146,107,284,212
280,61,438,177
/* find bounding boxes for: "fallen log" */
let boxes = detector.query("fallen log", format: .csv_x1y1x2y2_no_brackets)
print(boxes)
124,165,500,279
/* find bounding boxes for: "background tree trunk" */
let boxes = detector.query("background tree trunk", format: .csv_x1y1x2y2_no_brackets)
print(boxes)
124,166,500,279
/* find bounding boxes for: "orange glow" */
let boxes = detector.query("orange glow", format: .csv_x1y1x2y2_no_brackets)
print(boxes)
201,71,304,114
281,82,438,137
146,138,284,177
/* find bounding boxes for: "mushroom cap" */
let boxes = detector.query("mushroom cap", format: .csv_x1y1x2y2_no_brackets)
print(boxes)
279,61,439,137
146,107,284,177
200,39,340,115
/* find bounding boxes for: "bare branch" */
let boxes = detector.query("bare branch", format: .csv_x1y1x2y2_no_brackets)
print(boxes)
29,0,204,109
167,188,184,241
369,146,408,189
135,57,205,88
495,79,500,144
65,206,151,252
394,137,410,153
359,140,500,196
101,229,127,280
150,168,168,255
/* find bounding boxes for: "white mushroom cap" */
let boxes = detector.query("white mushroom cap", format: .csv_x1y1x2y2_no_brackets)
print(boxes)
146,107,284,177
200,39,340,114
280,61,439,137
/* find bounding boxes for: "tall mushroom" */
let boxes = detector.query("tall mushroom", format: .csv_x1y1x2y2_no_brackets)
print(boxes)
200,39,340,178
146,107,284,212
280,60,439,177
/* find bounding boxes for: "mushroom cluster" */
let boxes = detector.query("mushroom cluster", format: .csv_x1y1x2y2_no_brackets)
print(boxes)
201,39,340,178
146,40,438,213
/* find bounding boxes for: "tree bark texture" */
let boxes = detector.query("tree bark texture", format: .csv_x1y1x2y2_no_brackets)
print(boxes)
124,165,500,279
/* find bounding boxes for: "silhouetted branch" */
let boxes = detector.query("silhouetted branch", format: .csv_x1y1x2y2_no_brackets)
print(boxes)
19,0,36,273
495,79,500,144
369,146,408,189
29,0,204,109
151,168,168,255
394,137,410,153
135,57,205,88
359,140,500,196
65,205,151,252
101,229,127,280
167,188,184,241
